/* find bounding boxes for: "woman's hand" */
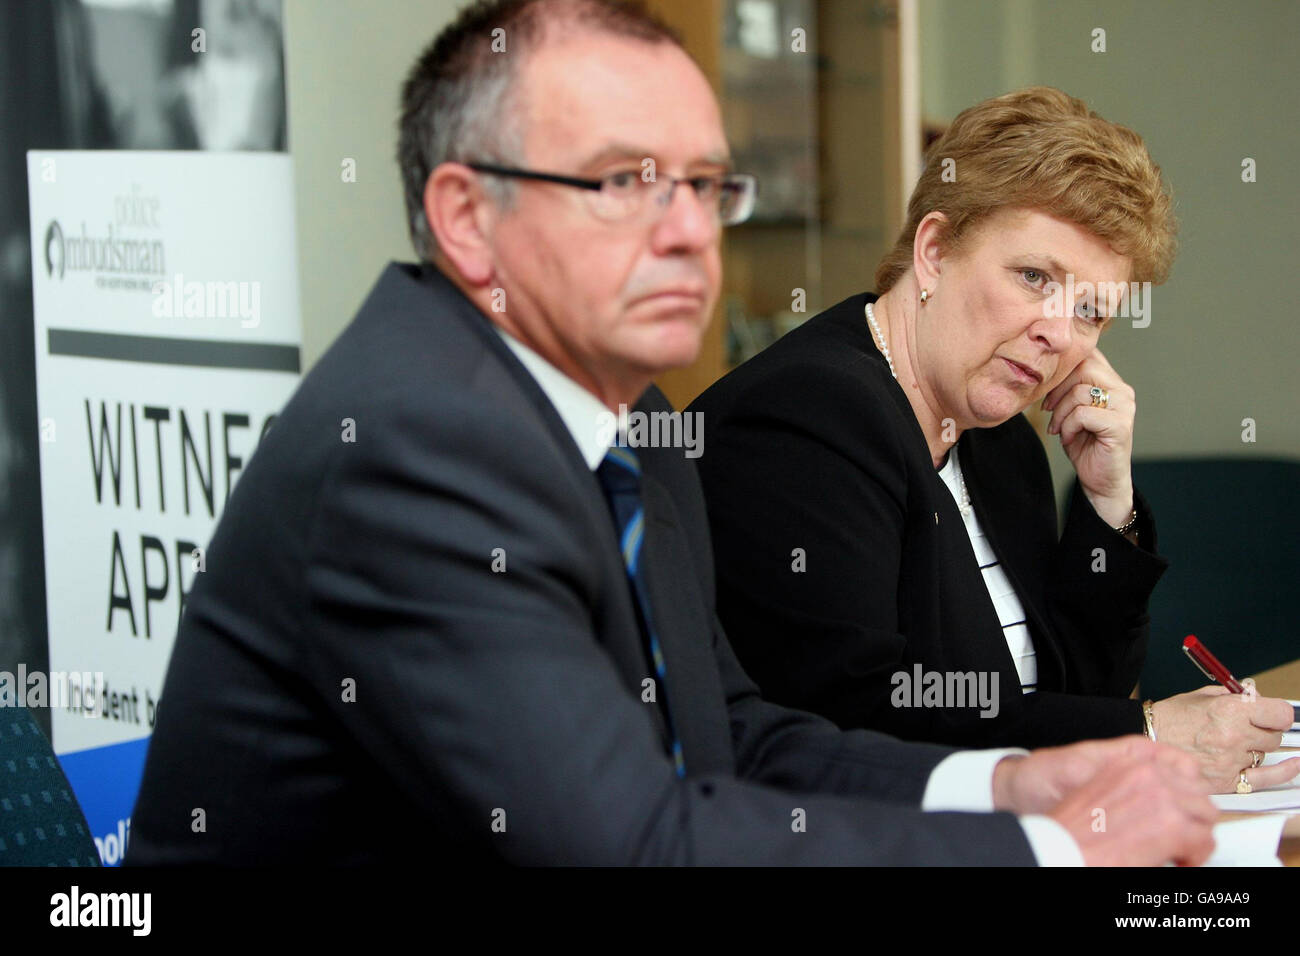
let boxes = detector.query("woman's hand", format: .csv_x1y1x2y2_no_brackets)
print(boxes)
1152,686,1300,793
1042,348,1136,527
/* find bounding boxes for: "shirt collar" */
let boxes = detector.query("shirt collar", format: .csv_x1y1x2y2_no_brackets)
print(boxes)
494,326,612,471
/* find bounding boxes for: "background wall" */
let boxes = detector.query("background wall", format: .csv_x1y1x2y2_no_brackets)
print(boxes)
285,0,1299,478
282,0,729,405
284,0,460,368
919,0,1300,497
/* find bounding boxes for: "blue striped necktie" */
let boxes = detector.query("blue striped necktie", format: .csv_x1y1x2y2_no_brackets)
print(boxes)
595,445,686,777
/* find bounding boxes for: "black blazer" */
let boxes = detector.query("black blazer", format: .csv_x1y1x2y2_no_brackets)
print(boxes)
126,264,1037,865
688,292,1169,749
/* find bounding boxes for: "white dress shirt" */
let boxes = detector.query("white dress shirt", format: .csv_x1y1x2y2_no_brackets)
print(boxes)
495,325,1083,866
938,445,1038,692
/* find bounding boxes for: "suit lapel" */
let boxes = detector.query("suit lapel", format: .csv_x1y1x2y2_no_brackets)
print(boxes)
416,264,671,730
422,263,593,482
639,472,735,775
418,262,731,771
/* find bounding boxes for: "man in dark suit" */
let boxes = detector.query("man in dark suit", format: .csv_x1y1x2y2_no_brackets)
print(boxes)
126,0,1216,866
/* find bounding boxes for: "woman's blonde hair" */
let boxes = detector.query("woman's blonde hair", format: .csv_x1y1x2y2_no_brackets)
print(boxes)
875,86,1176,293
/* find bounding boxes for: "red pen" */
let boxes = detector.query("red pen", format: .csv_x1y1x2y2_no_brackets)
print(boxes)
1182,634,1245,694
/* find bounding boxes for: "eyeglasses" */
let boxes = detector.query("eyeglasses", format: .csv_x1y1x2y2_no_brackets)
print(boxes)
465,161,758,226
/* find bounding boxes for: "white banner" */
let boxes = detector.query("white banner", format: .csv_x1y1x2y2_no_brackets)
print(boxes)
26,150,301,862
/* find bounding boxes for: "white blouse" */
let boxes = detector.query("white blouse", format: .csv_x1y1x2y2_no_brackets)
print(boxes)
937,446,1037,694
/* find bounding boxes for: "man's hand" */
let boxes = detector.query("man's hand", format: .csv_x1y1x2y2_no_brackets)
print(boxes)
993,736,1218,866
992,735,1159,813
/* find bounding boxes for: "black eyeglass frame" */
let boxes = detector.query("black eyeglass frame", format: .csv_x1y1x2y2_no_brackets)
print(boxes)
464,161,758,224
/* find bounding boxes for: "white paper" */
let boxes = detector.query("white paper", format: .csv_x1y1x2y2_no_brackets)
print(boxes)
1203,816,1286,866
1262,751,1300,775
1213,791,1300,812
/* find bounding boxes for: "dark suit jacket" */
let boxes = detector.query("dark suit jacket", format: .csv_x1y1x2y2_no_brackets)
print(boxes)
126,264,1037,865
687,292,1169,750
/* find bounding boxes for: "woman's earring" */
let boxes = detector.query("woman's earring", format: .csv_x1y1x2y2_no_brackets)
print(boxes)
919,289,930,305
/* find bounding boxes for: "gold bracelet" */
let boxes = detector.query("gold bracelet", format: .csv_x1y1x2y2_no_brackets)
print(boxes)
1142,699,1157,742
1115,508,1139,536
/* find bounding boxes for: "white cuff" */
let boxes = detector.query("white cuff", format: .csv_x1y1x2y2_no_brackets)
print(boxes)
921,748,1028,812
1020,815,1086,866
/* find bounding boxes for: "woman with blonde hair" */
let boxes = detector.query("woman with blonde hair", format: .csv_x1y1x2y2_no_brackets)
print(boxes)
690,87,1297,793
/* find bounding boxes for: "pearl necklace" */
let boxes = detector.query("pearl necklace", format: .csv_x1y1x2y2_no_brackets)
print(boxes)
942,448,973,519
864,302,897,380
866,300,971,518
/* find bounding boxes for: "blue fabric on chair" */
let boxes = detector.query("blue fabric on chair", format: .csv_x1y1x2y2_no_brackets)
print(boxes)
0,707,100,866
1130,458,1300,700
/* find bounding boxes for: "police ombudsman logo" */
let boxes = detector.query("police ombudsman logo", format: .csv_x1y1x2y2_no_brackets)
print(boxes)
45,219,64,279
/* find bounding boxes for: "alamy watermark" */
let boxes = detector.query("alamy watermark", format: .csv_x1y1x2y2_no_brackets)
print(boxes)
0,664,106,716
596,404,703,459
1042,275,1153,329
151,272,261,327
50,885,151,936
891,664,1000,718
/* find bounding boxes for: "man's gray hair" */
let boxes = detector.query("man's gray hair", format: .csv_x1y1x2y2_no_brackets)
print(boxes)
396,0,683,261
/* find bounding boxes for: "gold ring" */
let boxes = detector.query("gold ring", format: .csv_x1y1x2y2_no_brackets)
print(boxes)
1251,750,1264,768
1236,772,1253,794
1089,385,1110,409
